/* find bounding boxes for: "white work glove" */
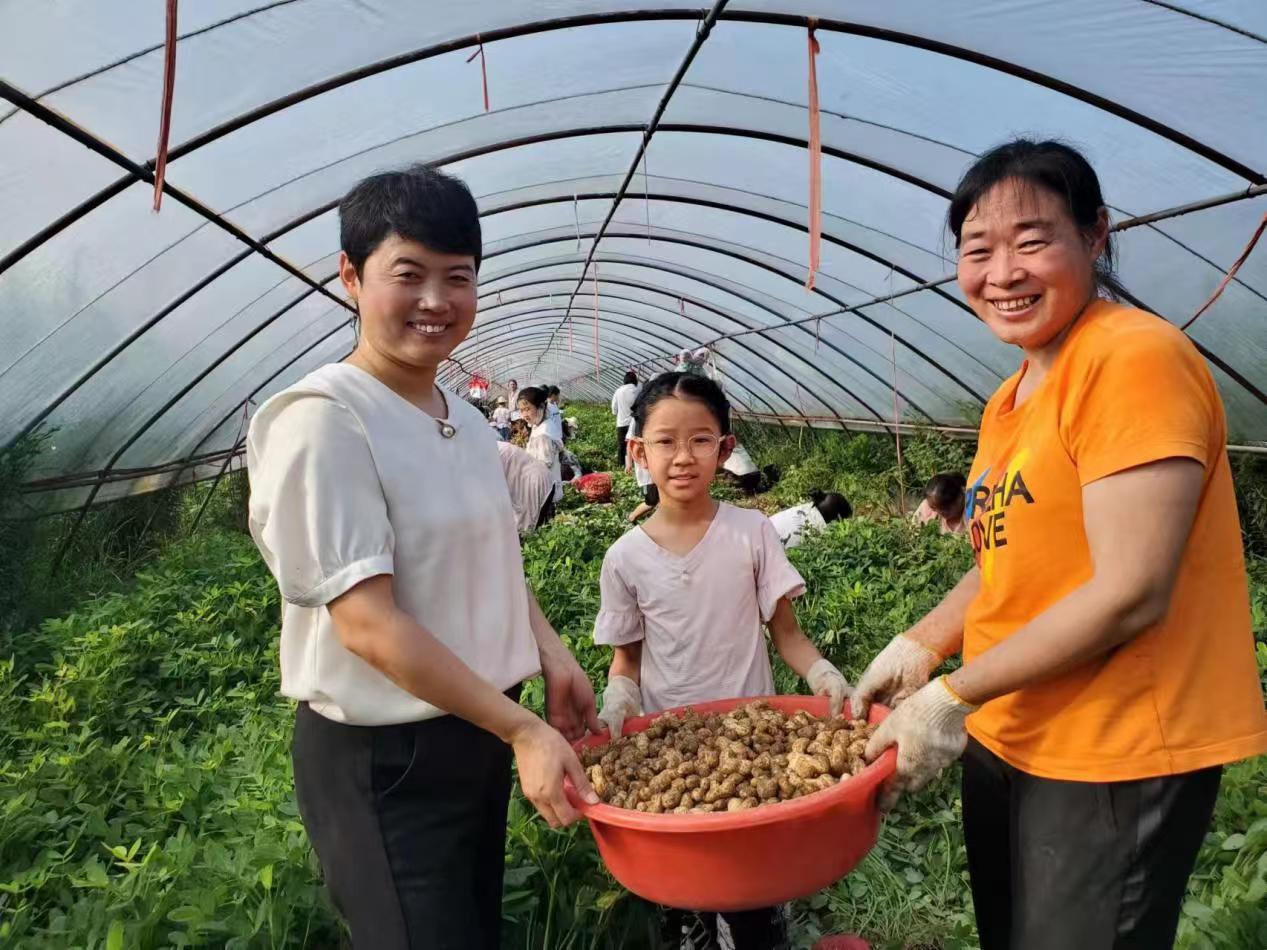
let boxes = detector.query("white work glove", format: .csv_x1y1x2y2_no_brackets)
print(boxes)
864,676,977,811
805,658,852,718
850,633,944,720
596,675,642,739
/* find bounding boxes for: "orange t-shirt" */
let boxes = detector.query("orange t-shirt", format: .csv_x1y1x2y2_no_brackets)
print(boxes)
963,300,1267,781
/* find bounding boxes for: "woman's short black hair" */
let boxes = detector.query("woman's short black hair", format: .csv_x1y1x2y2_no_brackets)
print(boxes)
924,472,967,515
547,386,560,398
631,372,730,434
947,139,1126,301
623,370,639,385
516,386,548,410
809,490,852,523
339,164,482,276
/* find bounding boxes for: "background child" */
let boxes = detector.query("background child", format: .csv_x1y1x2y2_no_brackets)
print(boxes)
490,395,511,439
624,418,659,524
913,472,967,534
593,372,850,950
769,490,852,549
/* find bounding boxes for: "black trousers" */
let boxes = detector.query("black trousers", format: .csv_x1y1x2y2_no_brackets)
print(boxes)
961,738,1221,950
292,697,517,949
617,424,630,468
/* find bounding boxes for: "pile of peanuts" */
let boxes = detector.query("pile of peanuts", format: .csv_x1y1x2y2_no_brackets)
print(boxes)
579,701,876,814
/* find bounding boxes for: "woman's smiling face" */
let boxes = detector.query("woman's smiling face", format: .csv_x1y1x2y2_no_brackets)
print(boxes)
340,234,477,371
956,178,1106,354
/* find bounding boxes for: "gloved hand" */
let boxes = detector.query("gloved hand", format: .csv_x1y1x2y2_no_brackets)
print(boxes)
596,675,642,739
805,658,852,718
864,676,977,811
850,633,944,720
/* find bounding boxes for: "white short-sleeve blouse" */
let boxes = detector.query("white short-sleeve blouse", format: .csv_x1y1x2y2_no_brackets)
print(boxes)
247,363,540,726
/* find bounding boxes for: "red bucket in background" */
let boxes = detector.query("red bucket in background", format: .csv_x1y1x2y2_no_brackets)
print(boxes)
567,695,895,912
574,472,612,503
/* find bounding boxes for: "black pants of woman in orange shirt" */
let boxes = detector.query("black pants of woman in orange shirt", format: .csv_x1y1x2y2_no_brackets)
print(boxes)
962,738,1220,949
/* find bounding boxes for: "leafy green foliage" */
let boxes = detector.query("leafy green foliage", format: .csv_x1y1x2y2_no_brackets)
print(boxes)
1,404,1263,949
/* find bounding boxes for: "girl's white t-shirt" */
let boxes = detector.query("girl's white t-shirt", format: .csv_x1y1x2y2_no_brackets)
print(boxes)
768,502,827,549
246,363,541,726
594,503,806,713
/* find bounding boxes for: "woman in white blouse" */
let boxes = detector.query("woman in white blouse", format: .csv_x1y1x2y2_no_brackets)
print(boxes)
516,386,563,504
246,166,599,950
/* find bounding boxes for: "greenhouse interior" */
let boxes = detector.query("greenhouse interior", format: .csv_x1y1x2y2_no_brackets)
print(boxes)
2,2,1266,949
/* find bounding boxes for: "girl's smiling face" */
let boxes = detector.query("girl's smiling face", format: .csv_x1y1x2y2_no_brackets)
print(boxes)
631,395,733,506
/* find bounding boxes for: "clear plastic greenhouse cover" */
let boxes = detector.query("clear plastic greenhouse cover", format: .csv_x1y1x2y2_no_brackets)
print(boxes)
1,0,1264,514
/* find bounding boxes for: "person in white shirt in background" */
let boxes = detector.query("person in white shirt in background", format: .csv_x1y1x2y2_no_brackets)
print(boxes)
505,379,521,423
544,385,566,443
912,472,968,535
517,386,563,504
610,369,640,468
489,395,511,440
769,490,853,549
246,165,599,950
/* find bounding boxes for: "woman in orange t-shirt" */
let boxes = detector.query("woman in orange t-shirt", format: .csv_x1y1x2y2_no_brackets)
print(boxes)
852,139,1267,949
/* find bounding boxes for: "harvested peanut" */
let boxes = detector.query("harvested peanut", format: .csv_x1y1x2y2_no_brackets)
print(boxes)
578,701,877,815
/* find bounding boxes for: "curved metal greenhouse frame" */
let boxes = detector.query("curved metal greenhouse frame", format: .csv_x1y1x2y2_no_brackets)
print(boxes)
2,1,1266,515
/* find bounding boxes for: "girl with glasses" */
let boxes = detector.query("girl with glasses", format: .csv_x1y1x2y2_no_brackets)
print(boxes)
592,372,851,950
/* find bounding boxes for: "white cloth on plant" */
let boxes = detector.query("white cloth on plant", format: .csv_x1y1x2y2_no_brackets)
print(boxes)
246,363,540,726
768,501,826,549
594,503,805,714
722,442,758,477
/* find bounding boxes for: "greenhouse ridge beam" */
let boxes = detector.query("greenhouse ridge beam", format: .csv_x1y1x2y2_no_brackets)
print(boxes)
550,184,1267,407
443,302,881,425
484,228,990,405
531,0,731,373
464,283,935,421
0,81,354,317
442,316,784,417
475,278,964,407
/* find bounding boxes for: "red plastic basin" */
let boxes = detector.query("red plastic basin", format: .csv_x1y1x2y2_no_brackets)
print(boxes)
566,695,895,912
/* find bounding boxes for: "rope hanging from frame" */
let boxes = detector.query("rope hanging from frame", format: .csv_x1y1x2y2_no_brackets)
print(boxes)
152,0,178,211
593,263,601,382
1180,210,1267,331
804,19,822,290
465,35,490,111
